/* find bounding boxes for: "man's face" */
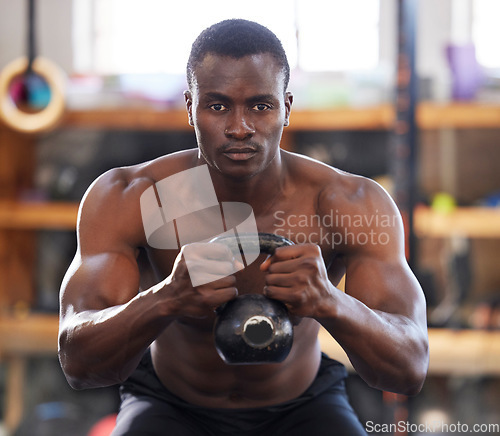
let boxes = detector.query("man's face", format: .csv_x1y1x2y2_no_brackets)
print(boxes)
185,53,292,180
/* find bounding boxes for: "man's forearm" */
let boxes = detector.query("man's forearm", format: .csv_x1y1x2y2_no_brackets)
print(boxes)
59,287,173,389
319,289,429,396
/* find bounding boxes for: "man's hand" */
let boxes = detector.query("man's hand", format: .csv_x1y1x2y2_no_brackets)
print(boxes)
260,244,336,319
159,242,240,319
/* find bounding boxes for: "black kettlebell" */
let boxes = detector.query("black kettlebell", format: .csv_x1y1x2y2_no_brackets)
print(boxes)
211,233,294,365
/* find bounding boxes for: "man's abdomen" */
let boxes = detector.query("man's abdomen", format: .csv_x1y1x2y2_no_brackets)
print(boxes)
150,318,322,409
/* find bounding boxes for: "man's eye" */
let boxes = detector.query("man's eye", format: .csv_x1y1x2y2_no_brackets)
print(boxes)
253,104,271,111
210,103,227,111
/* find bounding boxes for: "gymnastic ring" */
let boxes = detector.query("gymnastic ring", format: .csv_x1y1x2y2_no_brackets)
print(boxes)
0,56,66,133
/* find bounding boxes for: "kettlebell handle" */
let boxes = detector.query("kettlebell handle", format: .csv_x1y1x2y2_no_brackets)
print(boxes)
211,232,293,316
210,232,294,256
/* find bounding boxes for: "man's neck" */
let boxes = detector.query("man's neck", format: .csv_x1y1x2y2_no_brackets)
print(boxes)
205,154,286,216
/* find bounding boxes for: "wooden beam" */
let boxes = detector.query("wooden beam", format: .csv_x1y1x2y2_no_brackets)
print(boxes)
2,315,500,377
57,103,500,131
414,206,500,238
63,107,193,131
0,314,59,357
319,327,500,376
0,201,78,230
288,105,394,130
418,102,500,129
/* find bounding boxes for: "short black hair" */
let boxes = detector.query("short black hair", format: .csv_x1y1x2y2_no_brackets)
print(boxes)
187,19,290,91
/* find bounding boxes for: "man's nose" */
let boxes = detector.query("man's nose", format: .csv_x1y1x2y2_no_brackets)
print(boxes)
224,110,255,140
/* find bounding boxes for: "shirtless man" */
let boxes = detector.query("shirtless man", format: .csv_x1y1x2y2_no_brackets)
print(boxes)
58,19,429,435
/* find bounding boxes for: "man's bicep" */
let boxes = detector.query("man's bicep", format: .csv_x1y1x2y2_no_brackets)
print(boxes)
60,250,141,315
61,169,145,313
344,251,426,324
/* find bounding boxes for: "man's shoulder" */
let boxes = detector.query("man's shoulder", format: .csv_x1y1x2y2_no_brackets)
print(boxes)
283,149,341,183
79,149,197,218
86,149,197,197
283,150,396,215
283,150,371,193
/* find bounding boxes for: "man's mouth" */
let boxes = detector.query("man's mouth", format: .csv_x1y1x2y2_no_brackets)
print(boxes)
222,147,258,161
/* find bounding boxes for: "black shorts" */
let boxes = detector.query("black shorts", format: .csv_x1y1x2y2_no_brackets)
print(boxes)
112,350,367,436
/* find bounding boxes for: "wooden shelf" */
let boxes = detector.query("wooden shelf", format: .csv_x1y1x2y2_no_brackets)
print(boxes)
60,102,500,131
63,106,193,131
414,206,500,238
288,105,395,130
0,313,59,357
291,102,500,130
417,102,500,129
319,327,500,376
1,314,499,377
1,202,499,239
0,201,78,230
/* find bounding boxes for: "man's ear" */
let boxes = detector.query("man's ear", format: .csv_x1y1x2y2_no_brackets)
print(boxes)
283,91,293,127
184,90,194,126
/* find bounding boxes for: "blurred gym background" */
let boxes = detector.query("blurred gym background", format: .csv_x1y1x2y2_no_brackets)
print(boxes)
1,1,500,435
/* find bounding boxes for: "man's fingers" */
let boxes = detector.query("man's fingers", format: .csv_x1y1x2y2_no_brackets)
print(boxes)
259,254,272,271
260,245,309,272
264,285,296,305
271,245,304,260
234,258,245,271
181,242,243,286
265,256,304,274
187,257,237,276
182,242,234,262
265,272,294,288
202,286,238,307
